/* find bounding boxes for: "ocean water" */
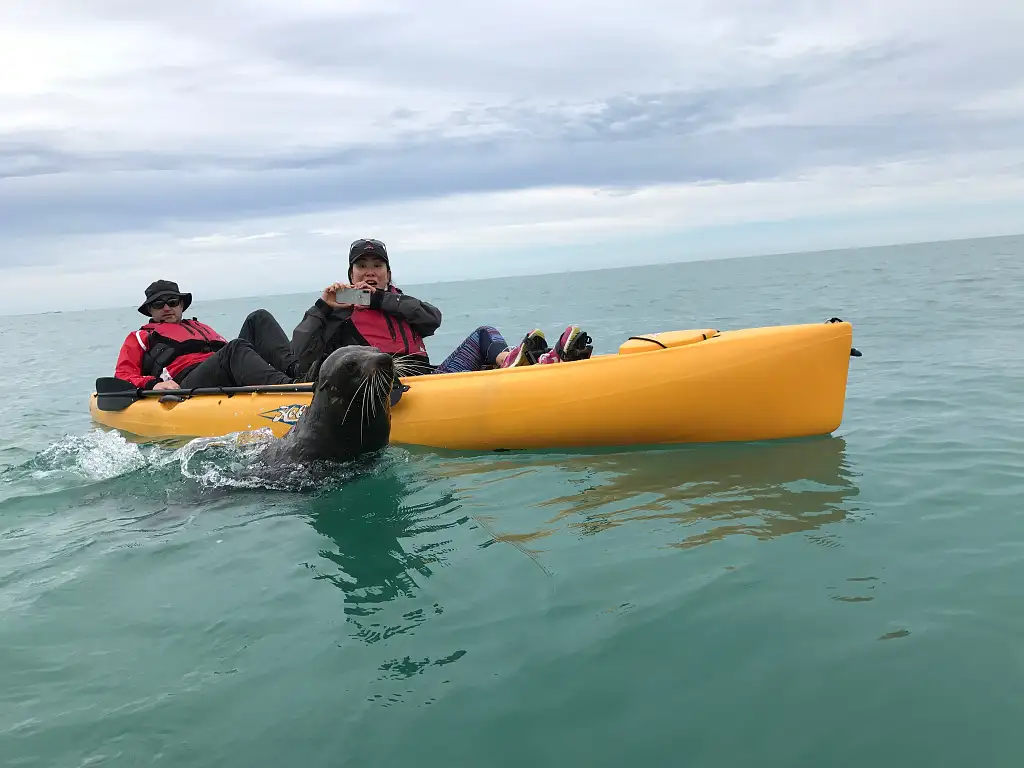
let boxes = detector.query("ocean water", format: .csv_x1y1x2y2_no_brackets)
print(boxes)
2,235,1023,767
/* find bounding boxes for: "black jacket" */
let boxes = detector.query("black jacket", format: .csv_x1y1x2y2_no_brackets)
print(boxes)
290,286,443,376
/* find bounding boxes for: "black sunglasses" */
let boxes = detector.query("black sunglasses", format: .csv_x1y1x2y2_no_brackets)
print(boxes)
350,238,385,249
148,298,181,310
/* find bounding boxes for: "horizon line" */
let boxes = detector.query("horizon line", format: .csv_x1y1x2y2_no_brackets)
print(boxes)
3,230,1021,319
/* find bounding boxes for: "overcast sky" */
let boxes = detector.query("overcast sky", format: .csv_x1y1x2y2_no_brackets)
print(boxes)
2,0,1023,314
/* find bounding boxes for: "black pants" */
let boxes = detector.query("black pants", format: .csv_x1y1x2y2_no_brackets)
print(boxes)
179,309,299,388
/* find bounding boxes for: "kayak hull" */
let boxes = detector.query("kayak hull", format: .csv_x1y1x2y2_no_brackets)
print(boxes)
88,321,856,450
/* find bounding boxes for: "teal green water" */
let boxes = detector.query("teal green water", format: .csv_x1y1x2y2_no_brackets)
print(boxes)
2,236,1023,767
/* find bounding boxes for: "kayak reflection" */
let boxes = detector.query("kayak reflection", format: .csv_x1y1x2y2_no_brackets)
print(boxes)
424,436,859,551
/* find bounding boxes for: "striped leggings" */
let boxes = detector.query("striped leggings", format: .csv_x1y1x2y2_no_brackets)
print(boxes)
432,326,509,374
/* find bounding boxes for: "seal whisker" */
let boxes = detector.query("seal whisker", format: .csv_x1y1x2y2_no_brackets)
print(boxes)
377,372,390,412
399,364,423,380
366,375,375,420
378,370,391,407
364,380,372,442
368,370,381,419
357,374,372,444
362,370,380,425
377,367,392,409
369,371,379,413
364,375,373,422
339,376,370,426
391,354,425,378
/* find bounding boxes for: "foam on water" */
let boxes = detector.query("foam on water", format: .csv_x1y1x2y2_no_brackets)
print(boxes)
174,427,366,493
31,429,157,481
0,430,160,507
0,425,383,509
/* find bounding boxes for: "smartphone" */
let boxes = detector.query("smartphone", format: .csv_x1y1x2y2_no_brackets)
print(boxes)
335,287,372,306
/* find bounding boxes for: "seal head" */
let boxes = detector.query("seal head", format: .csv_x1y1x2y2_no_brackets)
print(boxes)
265,346,396,464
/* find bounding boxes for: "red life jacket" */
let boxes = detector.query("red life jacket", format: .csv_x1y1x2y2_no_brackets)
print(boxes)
348,291,427,357
137,319,227,380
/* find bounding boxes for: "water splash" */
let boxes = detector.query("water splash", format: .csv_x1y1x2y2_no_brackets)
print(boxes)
174,428,393,494
29,429,157,482
176,428,320,492
1,427,384,503
0,429,168,505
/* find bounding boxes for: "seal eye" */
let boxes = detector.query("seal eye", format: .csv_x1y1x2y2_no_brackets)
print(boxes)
345,360,359,374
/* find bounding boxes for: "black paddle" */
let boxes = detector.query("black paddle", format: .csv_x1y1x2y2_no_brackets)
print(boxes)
93,377,410,412
93,377,316,412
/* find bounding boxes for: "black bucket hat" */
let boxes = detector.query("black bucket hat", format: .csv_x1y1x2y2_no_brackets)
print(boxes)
138,279,192,315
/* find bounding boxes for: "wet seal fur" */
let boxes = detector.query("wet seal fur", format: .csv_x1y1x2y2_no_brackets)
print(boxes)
260,346,396,464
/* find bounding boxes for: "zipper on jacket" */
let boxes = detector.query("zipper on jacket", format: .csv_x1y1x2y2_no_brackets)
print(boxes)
384,316,398,341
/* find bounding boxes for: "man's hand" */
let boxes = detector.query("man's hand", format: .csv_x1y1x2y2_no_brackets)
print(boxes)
153,380,179,391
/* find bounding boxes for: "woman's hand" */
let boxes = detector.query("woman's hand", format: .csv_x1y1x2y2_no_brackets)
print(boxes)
153,380,179,391
321,282,349,309
322,281,377,309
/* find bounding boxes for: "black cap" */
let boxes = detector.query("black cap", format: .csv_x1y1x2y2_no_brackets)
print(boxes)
138,279,192,315
348,238,389,266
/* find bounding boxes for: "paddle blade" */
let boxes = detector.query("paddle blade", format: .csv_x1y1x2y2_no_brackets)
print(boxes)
95,376,138,393
94,392,141,411
94,377,141,411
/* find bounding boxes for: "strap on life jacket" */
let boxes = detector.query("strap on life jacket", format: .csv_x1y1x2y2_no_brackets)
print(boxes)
347,303,427,357
137,320,227,377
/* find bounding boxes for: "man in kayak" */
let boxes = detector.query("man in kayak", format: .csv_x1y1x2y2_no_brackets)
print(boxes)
290,238,594,377
115,280,303,391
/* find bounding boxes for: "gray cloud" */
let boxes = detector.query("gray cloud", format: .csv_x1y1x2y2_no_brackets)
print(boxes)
2,103,1022,252
1,0,1023,266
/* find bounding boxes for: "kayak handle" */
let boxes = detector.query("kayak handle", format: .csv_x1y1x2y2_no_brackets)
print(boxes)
825,317,863,357
627,336,669,349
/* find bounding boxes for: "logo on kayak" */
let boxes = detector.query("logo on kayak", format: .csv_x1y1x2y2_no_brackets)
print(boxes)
259,404,308,425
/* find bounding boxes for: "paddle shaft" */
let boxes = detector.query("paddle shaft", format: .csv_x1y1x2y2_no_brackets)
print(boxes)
92,376,407,412
115,383,314,398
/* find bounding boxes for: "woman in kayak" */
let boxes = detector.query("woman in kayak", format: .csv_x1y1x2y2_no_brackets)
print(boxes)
290,238,594,378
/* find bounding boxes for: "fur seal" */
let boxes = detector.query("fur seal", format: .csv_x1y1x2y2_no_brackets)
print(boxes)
259,345,396,465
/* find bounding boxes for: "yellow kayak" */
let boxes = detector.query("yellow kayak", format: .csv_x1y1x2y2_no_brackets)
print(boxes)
88,320,858,450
